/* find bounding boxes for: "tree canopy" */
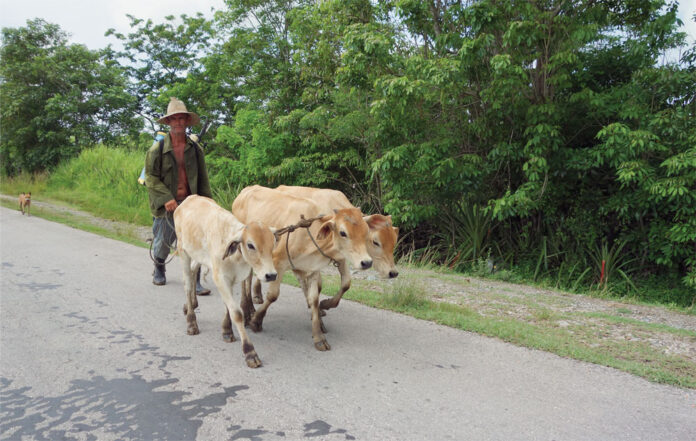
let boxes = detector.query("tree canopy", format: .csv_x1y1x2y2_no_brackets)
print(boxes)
0,19,140,174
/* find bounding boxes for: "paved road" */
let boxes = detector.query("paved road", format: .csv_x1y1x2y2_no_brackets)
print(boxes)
1,206,694,441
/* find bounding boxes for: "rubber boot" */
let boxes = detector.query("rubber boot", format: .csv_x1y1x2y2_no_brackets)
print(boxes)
196,268,211,296
153,258,166,286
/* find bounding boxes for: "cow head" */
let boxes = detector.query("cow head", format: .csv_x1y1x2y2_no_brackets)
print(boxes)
317,207,373,270
364,214,399,279
237,221,278,282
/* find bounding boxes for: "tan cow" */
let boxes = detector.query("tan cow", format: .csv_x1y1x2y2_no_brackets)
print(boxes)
232,185,373,351
174,195,278,368
269,185,399,314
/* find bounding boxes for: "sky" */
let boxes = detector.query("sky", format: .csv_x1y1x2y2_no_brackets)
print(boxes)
0,0,226,50
0,0,695,51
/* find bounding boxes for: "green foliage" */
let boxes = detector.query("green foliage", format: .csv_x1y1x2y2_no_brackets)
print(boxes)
48,145,151,225
381,278,429,310
0,19,140,175
586,240,638,293
105,13,215,129
439,203,494,271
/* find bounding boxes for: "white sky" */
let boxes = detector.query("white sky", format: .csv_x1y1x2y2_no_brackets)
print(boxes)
1,0,695,51
0,0,226,50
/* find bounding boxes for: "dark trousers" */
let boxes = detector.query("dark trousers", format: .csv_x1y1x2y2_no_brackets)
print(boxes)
152,199,184,261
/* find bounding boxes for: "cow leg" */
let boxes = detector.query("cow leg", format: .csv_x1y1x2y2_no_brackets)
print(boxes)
292,269,311,307
294,269,325,319
307,272,330,351
252,277,264,304
215,270,261,368
182,255,199,335
319,259,351,311
297,270,327,332
182,263,199,315
293,269,309,304
222,309,236,342
240,274,256,327
249,278,281,333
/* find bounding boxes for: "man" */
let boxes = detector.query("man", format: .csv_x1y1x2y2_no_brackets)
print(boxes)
145,97,212,295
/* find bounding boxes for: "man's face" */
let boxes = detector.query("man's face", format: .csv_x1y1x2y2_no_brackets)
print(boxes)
168,114,189,132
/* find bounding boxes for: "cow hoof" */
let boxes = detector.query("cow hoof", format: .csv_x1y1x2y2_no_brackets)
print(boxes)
245,353,262,368
249,321,263,333
319,299,334,315
222,332,236,342
187,324,199,335
314,339,331,351
252,294,263,304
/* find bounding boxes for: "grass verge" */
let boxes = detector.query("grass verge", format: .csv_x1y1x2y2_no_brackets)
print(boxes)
310,274,696,389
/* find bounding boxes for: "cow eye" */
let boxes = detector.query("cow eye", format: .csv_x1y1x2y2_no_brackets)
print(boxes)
247,243,256,250
340,231,347,238
373,240,380,247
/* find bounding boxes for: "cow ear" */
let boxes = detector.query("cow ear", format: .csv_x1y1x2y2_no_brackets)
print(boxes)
317,220,334,240
269,227,278,244
223,240,241,259
364,214,389,230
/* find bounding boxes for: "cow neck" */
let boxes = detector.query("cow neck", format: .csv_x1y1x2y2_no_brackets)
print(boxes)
306,228,341,266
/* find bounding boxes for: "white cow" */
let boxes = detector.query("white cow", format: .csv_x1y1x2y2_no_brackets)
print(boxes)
174,195,277,368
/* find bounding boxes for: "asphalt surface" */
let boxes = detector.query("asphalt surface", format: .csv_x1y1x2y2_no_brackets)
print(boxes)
1,206,695,441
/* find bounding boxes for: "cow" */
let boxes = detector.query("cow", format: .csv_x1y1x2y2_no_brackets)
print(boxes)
174,195,278,368
232,185,373,351
247,186,399,316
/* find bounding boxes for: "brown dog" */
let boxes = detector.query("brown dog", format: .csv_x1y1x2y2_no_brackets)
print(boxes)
19,192,31,216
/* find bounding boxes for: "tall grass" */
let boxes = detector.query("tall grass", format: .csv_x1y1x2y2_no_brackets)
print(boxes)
1,145,152,226
48,145,152,225
211,179,245,211
0,171,49,196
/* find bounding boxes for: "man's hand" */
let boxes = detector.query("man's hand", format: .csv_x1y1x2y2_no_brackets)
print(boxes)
164,199,178,212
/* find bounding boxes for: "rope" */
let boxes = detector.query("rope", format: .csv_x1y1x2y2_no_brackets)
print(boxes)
306,227,340,268
273,214,338,270
148,210,177,264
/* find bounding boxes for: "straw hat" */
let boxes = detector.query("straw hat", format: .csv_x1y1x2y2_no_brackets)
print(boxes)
157,97,200,126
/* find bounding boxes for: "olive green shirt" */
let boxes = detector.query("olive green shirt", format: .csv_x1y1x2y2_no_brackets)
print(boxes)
144,133,212,217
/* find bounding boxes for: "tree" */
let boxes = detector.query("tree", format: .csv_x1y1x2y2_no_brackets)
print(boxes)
370,0,694,289
0,19,140,175
105,13,215,130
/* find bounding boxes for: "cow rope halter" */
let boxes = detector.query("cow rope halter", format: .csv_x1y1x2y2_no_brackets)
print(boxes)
274,214,340,271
